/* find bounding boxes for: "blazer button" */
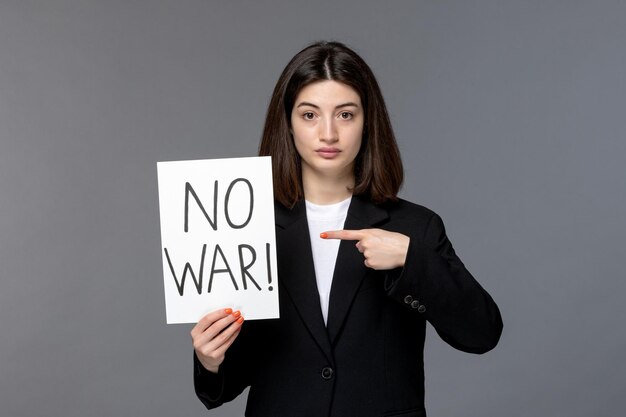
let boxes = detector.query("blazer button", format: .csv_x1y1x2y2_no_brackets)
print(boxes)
417,304,426,313
321,367,334,380
404,295,413,304
410,300,420,309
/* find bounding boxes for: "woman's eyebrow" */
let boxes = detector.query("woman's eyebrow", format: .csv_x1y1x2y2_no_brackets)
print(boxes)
296,101,360,109
335,102,360,109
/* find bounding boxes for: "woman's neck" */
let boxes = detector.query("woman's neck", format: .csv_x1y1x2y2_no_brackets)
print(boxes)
302,167,354,205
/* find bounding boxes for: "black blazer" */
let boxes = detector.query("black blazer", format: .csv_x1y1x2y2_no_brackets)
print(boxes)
194,196,502,417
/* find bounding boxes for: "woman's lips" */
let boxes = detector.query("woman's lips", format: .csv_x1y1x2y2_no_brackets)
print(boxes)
316,147,340,159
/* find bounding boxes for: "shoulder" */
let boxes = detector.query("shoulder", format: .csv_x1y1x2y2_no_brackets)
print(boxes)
384,197,440,223
375,198,448,243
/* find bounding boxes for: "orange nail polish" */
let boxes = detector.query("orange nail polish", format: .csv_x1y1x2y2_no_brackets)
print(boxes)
236,316,244,324
224,308,233,314
232,310,241,318
320,232,328,239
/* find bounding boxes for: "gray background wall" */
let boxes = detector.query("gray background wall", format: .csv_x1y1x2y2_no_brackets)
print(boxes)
1,1,624,416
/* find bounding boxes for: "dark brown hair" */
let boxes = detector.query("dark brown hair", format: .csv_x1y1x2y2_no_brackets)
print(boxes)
258,41,403,208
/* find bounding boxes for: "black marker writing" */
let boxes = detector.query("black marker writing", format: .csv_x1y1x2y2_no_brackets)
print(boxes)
164,244,206,296
225,178,254,229
185,181,217,232
164,242,273,295
238,244,261,290
208,244,239,292
184,178,254,232
266,243,273,291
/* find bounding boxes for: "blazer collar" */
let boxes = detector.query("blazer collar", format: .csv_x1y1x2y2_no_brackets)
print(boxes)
275,196,389,356
327,196,388,344
275,199,331,360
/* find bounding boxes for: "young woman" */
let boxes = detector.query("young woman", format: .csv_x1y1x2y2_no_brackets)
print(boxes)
191,41,502,417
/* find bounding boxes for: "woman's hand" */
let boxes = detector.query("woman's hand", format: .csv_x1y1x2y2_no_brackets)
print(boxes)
191,308,244,374
321,229,410,270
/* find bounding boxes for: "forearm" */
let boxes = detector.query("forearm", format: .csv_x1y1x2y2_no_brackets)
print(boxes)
385,213,503,353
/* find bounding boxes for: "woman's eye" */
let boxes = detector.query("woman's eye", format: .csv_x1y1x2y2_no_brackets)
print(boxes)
339,112,353,120
303,112,315,120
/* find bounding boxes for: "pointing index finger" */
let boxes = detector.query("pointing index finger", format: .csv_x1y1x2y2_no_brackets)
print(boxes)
320,230,366,241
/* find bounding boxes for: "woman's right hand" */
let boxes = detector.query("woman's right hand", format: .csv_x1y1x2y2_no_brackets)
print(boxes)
191,308,244,374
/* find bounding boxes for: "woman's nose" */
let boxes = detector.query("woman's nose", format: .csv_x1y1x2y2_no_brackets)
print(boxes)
319,118,338,142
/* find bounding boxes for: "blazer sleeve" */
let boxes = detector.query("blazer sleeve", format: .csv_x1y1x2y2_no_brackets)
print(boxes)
193,325,254,409
385,212,503,354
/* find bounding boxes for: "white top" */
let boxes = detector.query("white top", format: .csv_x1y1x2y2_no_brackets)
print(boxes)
305,197,351,325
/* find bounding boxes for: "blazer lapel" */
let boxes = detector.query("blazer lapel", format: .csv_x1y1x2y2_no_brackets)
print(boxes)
326,196,389,344
275,201,333,362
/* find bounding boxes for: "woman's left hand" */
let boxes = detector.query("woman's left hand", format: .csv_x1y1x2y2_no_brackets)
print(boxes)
321,229,410,270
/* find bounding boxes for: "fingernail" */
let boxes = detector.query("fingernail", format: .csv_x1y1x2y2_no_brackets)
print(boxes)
224,308,233,314
232,310,241,318
236,316,244,324
320,232,328,239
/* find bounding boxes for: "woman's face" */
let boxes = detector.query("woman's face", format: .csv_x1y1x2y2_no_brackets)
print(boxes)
290,80,364,180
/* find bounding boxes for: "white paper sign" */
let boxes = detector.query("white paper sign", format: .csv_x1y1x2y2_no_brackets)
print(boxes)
157,156,279,324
